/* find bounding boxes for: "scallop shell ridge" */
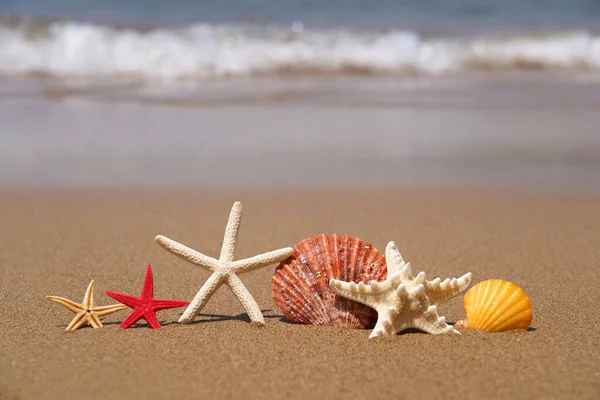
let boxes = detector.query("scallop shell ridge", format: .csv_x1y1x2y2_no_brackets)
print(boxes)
272,234,387,329
460,279,533,332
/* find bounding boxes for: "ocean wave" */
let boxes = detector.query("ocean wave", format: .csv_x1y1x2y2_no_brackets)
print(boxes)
0,18,599,81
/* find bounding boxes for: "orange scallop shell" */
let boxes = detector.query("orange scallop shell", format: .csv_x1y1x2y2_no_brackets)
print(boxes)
272,234,387,329
459,279,533,332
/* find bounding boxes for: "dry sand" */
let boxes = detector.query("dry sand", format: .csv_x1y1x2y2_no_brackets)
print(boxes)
0,189,599,399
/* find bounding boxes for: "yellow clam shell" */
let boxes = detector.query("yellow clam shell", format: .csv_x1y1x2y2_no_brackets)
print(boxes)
456,279,532,332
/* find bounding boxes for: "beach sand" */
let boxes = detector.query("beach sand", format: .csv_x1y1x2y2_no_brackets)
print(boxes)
0,189,599,399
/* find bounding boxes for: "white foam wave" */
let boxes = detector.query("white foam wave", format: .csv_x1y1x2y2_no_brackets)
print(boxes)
0,21,599,81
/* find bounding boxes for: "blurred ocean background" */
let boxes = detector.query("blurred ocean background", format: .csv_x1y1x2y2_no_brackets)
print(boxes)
1,0,600,83
1,0,599,190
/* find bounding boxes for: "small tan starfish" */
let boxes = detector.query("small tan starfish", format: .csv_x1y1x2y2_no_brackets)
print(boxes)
46,280,128,331
155,201,294,326
329,241,473,339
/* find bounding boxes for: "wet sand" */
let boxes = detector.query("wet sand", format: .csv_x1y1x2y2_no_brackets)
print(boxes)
0,189,599,399
1,74,600,192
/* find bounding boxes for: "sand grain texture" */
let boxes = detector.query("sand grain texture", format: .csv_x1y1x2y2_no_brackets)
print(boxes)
0,189,599,399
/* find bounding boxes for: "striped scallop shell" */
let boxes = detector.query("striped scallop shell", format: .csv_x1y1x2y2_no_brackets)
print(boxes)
458,279,533,332
272,234,387,329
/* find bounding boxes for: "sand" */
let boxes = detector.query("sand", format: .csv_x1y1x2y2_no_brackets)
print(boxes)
0,189,599,399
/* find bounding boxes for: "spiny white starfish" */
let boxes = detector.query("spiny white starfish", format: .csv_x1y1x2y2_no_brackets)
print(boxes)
155,201,293,326
329,241,473,339
46,280,128,331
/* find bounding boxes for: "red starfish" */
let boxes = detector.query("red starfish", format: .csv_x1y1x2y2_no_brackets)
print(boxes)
106,265,189,329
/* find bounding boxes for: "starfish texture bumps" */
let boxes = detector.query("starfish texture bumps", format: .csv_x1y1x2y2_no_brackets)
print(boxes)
155,201,294,326
329,241,473,339
106,265,189,329
46,280,128,331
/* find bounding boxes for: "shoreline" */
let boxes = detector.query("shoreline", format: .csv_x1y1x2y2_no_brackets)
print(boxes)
2,184,600,197
1,77,600,194
2,71,600,106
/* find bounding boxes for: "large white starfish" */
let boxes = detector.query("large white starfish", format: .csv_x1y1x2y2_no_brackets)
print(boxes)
155,201,293,326
329,241,473,339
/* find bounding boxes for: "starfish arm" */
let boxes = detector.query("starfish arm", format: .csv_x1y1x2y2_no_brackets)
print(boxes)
151,299,190,312
155,235,220,271
88,313,103,329
179,272,226,324
369,283,442,338
369,319,385,338
398,284,458,335
82,280,95,309
328,279,390,310
120,308,144,329
425,272,473,306
219,201,242,263
368,284,412,338
412,305,459,335
385,241,413,278
46,296,85,313
232,247,294,274
105,291,140,308
66,312,89,331
369,311,404,339
142,310,162,329
141,265,154,300
92,304,129,317
226,273,265,326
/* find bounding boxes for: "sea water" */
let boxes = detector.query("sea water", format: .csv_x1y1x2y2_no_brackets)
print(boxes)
0,0,599,84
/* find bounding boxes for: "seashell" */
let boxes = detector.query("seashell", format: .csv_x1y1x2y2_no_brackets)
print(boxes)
272,234,387,329
456,279,532,332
